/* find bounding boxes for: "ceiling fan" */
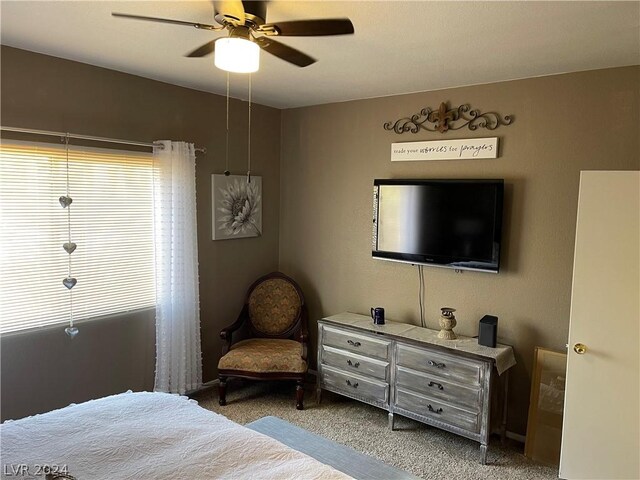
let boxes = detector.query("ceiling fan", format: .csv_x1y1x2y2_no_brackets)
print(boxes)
112,1,354,70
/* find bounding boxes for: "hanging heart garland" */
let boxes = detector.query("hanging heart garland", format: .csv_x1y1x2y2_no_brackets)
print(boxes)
65,326,79,338
61,134,78,338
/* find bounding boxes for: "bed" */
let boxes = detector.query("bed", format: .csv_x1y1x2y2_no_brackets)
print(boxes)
0,391,352,480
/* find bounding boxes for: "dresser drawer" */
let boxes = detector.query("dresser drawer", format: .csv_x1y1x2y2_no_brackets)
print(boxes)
396,344,482,385
322,345,389,381
395,387,480,433
322,326,391,360
395,365,481,411
321,365,389,405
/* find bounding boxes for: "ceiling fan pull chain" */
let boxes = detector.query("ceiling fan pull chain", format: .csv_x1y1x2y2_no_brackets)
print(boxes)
224,71,230,176
247,73,252,184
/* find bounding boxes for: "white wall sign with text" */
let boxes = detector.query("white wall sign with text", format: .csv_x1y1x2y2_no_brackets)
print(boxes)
391,137,499,161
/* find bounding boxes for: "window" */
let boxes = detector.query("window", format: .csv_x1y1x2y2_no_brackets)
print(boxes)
0,142,155,334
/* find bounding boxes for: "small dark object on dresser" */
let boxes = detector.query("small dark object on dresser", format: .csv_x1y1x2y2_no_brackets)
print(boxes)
478,315,498,348
370,307,385,325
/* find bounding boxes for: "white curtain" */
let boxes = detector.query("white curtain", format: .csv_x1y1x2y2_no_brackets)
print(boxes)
152,140,202,394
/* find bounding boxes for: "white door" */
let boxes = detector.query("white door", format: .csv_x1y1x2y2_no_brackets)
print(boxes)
559,171,639,479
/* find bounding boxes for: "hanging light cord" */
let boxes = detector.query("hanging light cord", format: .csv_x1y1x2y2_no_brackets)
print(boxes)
224,72,230,176
247,73,252,183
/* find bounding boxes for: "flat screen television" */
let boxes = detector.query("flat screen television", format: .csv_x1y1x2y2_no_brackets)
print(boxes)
372,179,504,273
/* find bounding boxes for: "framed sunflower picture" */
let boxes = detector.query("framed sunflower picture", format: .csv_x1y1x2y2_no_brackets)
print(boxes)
211,174,262,240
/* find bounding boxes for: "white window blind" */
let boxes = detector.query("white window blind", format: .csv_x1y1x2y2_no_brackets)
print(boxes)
0,142,155,334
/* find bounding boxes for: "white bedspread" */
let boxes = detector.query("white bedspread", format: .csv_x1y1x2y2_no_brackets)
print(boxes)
0,391,352,480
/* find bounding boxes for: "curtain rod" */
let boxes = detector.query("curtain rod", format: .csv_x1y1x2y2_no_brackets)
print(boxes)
0,126,206,154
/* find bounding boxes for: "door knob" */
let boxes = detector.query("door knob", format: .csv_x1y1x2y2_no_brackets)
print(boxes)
573,343,587,355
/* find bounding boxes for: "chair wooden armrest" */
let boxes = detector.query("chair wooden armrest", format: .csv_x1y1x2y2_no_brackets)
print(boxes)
220,304,249,355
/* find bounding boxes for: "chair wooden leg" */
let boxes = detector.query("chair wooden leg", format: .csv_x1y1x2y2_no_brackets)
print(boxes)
219,377,227,406
296,380,304,410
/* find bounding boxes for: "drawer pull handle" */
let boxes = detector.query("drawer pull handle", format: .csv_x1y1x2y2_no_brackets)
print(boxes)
427,404,443,414
347,340,362,347
347,360,360,368
346,379,359,388
428,360,446,369
428,381,444,390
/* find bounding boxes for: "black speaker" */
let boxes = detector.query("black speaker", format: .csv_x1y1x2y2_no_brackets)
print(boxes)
478,315,498,348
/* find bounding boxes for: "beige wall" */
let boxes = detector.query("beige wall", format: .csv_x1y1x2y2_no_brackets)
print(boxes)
0,46,281,419
2,45,638,435
0,309,155,421
279,66,640,434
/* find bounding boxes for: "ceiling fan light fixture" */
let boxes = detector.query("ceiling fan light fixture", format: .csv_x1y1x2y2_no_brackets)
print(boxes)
215,37,260,73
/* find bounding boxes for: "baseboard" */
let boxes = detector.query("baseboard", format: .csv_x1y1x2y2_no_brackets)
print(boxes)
506,431,526,443
186,378,219,396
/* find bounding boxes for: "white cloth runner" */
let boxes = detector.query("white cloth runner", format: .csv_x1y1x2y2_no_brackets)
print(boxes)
325,312,516,375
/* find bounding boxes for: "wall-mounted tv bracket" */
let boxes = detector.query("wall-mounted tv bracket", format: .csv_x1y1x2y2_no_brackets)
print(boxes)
383,102,513,134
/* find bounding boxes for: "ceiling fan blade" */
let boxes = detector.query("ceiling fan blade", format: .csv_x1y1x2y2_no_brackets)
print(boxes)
112,12,219,31
186,40,216,58
254,37,316,67
213,0,246,25
261,19,354,36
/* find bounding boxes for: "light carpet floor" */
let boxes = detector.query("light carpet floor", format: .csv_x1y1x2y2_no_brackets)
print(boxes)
193,380,558,480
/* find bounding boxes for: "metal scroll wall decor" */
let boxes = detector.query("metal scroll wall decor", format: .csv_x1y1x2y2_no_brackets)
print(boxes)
383,102,513,134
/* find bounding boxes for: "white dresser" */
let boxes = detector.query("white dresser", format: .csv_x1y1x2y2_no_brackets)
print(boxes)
316,312,516,464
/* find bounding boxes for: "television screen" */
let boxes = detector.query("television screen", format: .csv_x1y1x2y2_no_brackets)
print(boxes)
372,179,504,272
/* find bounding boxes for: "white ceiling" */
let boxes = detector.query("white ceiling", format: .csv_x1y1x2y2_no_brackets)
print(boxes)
1,1,639,109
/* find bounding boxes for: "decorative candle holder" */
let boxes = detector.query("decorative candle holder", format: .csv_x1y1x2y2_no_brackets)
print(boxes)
438,307,457,340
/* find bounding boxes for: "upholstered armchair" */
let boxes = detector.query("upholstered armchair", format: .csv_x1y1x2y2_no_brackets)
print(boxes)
218,272,309,409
